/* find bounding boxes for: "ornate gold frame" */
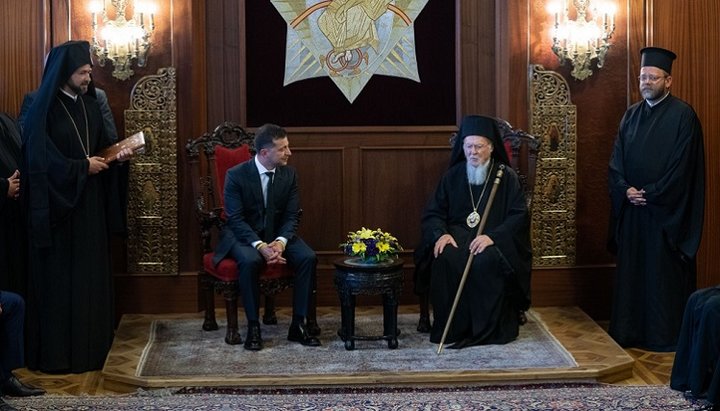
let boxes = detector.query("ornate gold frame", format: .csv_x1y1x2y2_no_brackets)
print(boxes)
124,67,178,274
529,64,577,266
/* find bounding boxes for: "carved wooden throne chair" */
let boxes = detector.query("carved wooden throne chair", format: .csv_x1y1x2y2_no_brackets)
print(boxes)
186,121,319,344
416,117,541,332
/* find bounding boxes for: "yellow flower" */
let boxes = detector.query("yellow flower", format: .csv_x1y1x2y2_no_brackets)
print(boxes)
358,227,374,239
352,242,367,253
340,227,403,262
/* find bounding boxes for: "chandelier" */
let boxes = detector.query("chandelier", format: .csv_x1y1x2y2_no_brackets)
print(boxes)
90,0,157,81
548,0,616,80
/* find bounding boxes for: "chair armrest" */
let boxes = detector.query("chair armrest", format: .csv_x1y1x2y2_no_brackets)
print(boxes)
196,207,225,252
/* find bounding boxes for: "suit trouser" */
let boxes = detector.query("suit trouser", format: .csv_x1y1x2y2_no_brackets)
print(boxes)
0,290,25,380
229,237,316,322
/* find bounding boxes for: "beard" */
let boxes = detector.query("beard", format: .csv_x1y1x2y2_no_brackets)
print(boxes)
67,80,88,95
641,86,665,102
467,159,490,186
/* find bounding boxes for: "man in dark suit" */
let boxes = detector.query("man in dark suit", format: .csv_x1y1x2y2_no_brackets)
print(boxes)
0,290,46,410
213,123,320,351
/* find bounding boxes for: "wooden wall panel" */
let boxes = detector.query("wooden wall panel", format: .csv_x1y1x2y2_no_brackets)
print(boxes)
530,266,615,320
114,275,199,320
457,0,496,119
0,0,45,116
496,0,530,128
49,0,70,46
646,0,720,288
205,0,245,128
360,147,450,248
290,148,346,251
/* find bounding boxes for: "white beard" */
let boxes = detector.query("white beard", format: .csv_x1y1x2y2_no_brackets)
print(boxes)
467,160,490,185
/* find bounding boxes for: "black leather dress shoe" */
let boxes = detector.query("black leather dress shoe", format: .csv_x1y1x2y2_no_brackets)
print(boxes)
244,324,263,351
1,376,46,397
0,397,17,411
288,322,321,346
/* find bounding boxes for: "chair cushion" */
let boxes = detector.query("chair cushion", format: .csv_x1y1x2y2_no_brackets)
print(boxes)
263,263,293,280
202,252,294,282
503,139,513,162
214,144,252,207
203,252,238,282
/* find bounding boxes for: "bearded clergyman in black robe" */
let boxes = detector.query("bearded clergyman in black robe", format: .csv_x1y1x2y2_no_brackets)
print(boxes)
670,285,720,409
420,115,532,348
21,40,132,373
608,47,705,352
0,113,26,295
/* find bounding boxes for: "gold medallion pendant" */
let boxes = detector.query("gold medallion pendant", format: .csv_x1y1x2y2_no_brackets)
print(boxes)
466,211,480,228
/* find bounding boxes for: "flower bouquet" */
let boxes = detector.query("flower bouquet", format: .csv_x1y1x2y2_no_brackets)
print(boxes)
340,227,403,264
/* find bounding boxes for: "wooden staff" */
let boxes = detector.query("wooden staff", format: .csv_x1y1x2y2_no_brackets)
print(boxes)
437,164,505,354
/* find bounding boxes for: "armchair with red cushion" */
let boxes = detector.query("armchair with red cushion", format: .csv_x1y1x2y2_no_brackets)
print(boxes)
186,121,319,344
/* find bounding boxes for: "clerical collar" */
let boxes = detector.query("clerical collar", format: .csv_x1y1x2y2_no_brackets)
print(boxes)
59,88,78,102
254,155,275,175
645,91,670,107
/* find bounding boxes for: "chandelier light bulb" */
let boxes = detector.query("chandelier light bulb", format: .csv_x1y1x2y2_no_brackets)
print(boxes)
90,0,156,80
548,0,616,80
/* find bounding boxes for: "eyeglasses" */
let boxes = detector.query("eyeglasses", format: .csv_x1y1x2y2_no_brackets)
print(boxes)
638,74,667,83
464,143,491,151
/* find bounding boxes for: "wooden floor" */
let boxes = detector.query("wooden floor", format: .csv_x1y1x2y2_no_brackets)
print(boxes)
14,306,674,396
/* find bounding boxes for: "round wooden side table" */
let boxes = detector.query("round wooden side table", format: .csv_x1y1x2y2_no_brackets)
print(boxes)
333,257,404,350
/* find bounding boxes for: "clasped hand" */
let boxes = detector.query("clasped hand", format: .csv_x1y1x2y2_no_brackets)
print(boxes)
259,241,287,265
6,170,20,199
626,187,646,206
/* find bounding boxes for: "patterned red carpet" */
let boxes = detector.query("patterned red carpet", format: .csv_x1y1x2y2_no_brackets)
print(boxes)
7,383,704,410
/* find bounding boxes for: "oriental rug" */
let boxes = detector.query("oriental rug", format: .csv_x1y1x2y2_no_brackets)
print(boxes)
137,310,576,379
7,383,704,410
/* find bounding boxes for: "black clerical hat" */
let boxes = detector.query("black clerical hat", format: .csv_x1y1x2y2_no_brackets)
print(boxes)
449,115,509,168
640,47,677,74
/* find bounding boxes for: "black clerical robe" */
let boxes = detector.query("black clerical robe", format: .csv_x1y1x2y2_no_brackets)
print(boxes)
24,92,117,373
670,286,720,405
608,94,705,352
0,113,26,295
422,161,531,346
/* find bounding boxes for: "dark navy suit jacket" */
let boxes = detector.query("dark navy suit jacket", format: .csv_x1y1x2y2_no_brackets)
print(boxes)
212,158,300,265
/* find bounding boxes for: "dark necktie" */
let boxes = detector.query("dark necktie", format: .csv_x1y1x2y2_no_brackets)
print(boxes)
264,171,275,242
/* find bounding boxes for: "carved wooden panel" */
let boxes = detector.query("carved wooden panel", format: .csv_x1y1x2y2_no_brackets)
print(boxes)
529,64,577,267
124,67,178,274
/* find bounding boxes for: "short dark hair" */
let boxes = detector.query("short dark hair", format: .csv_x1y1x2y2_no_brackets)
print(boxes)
254,123,286,152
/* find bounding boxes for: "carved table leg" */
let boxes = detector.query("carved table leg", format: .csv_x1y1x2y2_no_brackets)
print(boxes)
340,293,356,350
384,292,399,349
